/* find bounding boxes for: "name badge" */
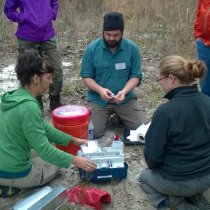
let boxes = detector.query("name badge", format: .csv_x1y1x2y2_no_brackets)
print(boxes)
115,63,126,70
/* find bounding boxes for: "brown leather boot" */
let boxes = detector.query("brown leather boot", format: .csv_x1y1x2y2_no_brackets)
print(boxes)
49,94,63,111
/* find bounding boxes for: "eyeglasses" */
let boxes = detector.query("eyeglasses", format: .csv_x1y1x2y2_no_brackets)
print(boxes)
156,76,168,82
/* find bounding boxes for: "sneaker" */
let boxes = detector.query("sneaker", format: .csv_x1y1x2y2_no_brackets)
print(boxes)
157,199,169,210
0,186,21,198
169,196,199,210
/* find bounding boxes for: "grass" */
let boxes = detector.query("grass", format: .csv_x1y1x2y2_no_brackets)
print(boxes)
0,1,200,209
1,0,197,57
145,84,164,109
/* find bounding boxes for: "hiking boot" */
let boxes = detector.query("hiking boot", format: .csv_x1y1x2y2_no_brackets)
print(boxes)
186,193,210,210
36,95,43,109
0,186,21,198
49,94,63,111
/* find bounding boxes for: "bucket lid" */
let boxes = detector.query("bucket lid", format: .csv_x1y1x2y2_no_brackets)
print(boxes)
52,105,90,123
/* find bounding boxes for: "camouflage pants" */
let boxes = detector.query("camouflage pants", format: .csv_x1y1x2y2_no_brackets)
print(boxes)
17,37,63,95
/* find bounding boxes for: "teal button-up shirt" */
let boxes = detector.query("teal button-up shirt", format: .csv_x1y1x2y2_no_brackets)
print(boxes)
80,38,142,107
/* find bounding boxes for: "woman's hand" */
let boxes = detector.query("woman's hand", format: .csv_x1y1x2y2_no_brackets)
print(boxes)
71,137,88,146
72,156,97,172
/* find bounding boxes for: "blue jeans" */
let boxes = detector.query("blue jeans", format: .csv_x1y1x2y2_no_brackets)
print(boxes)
196,38,210,96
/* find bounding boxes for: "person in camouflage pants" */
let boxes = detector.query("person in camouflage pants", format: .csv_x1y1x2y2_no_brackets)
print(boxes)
4,0,63,111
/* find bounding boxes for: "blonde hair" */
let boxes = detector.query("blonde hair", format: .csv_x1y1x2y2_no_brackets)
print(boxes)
159,55,206,84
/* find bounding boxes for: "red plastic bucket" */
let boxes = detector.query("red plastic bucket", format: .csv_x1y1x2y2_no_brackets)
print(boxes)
52,105,90,155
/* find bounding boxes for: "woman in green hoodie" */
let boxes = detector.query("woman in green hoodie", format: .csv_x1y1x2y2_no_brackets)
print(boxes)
0,52,96,197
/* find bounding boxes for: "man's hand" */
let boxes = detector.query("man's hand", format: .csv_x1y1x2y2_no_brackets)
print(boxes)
99,88,114,101
72,156,97,172
112,78,139,103
83,78,114,101
113,90,126,103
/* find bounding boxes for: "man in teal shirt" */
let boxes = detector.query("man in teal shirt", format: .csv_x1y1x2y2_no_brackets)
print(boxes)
80,12,146,138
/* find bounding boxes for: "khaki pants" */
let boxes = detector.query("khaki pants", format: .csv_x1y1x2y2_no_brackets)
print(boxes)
88,99,146,138
0,151,59,188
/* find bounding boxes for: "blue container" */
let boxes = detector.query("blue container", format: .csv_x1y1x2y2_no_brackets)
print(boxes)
78,162,128,183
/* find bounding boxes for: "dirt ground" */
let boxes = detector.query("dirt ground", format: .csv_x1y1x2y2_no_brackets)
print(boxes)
0,50,159,210
0,1,205,209
1,40,210,210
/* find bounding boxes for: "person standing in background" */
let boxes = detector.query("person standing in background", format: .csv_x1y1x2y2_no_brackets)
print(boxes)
80,12,146,138
4,0,63,110
194,0,210,97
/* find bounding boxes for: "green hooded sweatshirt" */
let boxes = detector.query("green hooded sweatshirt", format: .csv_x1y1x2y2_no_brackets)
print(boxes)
0,88,73,175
